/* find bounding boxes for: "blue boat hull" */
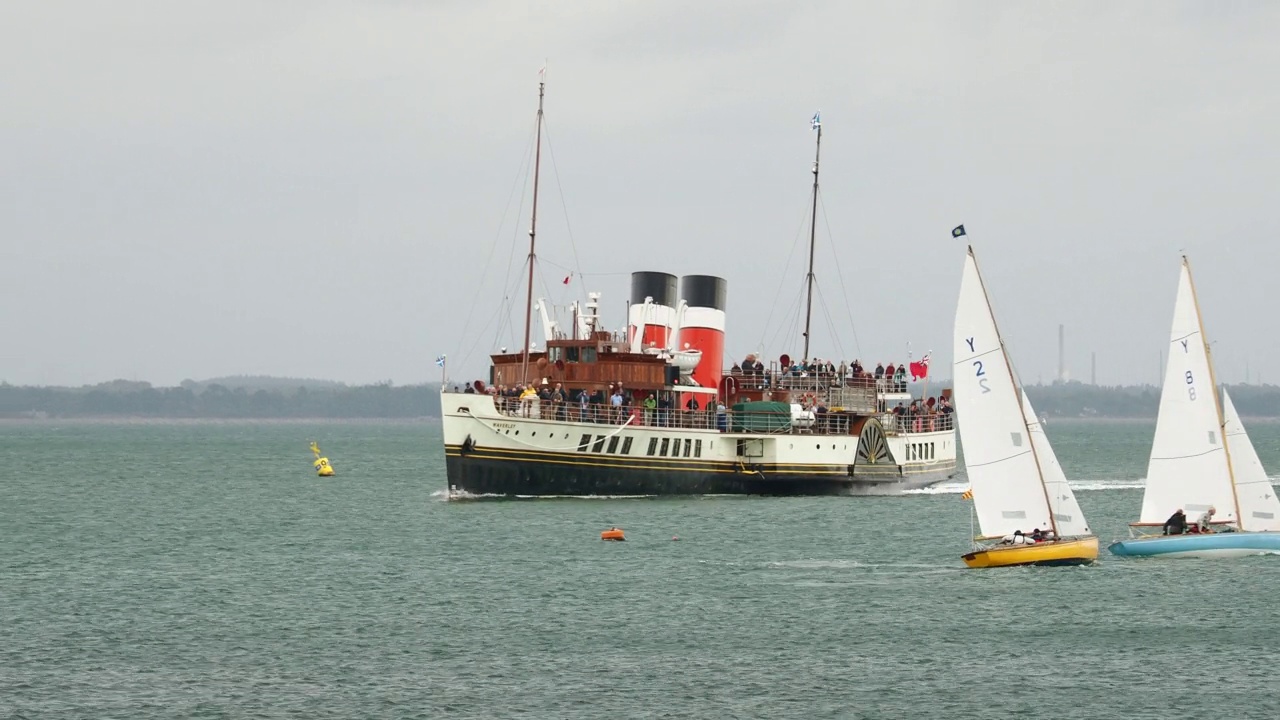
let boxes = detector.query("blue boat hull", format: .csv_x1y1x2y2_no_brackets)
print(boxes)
1108,532,1280,559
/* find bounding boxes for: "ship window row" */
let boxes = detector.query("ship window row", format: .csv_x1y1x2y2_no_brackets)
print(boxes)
644,437,702,459
906,442,936,461
574,433,703,459
575,434,637,456
547,346,597,364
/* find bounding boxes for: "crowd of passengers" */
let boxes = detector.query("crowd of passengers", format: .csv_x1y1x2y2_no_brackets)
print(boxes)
464,380,720,428
730,355,915,393
453,378,953,433
886,396,955,433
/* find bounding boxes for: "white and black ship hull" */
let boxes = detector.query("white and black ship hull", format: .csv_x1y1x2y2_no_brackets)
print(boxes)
442,393,957,497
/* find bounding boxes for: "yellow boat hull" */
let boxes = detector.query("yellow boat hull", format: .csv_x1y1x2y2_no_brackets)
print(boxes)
962,536,1098,568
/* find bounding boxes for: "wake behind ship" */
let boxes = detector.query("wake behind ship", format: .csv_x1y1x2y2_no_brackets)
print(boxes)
441,82,956,497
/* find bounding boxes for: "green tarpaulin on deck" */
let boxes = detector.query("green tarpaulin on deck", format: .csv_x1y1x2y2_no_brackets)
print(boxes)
730,401,791,432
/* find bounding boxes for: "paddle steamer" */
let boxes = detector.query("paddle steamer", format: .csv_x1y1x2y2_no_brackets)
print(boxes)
441,82,956,497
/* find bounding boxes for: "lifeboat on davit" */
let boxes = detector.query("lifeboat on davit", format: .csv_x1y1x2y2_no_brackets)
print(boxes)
671,348,702,377
601,527,626,541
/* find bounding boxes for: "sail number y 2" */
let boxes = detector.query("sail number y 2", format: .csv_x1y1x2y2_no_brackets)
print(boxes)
1181,339,1196,400
966,337,991,394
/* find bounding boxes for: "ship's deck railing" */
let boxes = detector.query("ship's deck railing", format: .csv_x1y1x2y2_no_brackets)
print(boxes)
881,411,955,435
453,393,954,436
724,370,916,396
875,377,911,394
725,369,877,391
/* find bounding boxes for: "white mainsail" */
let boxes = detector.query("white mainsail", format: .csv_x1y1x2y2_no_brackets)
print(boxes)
1022,392,1091,537
953,249,1056,537
1138,260,1238,526
1223,388,1280,531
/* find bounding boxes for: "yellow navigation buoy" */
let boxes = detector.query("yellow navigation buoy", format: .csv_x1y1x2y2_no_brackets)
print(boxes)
310,441,335,477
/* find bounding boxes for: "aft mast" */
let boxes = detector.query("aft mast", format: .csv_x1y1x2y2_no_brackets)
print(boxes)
521,72,546,385
1184,255,1244,526
967,245,1061,538
801,112,822,362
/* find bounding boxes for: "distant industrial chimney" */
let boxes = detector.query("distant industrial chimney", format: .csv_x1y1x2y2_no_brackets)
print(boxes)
1091,351,1097,386
1058,324,1066,383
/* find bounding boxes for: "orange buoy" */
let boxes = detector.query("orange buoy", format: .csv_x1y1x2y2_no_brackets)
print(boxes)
601,527,626,541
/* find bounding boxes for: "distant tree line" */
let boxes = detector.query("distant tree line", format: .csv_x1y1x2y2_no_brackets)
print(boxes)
0,379,442,419
1,378,1277,419
909,381,1275,419
1016,382,1279,419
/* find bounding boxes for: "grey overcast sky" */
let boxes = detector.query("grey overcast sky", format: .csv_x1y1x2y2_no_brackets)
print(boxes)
3,1,1277,388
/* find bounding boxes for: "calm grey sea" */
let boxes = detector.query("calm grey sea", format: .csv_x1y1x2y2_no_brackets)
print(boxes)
3,419,1280,719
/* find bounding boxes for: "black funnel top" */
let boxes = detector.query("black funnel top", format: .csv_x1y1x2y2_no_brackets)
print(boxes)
680,275,727,311
630,272,679,307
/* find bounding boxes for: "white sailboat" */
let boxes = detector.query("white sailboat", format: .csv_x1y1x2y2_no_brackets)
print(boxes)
1109,256,1280,558
953,245,1097,568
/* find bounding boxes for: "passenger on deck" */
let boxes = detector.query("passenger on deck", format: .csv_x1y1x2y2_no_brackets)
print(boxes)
610,388,624,423
684,394,700,428
519,385,537,417
874,363,885,379
1163,508,1187,535
1197,507,1216,533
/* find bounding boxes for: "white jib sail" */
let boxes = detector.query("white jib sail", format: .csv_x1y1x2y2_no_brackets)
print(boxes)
1022,391,1091,537
953,250,1054,537
1223,388,1280,531
1138,260,1237,526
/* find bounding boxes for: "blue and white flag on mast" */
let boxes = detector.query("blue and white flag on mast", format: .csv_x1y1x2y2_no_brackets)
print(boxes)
435,354,446,368
811,111,821,131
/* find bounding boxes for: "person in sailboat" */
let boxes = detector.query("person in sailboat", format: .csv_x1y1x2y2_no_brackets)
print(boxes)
1162,508,1187,535
1000,530,1034,545
1031,528,1044,542
1196,506,1216,533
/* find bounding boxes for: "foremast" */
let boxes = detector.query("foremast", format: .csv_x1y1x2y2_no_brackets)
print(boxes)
521,77,546,385
966,245,1062,539
802,112,822,361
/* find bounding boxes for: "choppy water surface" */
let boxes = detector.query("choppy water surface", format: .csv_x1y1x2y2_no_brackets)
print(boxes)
3,419,1280,719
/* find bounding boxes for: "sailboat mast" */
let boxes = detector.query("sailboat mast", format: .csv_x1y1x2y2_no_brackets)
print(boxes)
1184,255,1243,526
520,80,546,385
802,118,822,361
967,245,1061,537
